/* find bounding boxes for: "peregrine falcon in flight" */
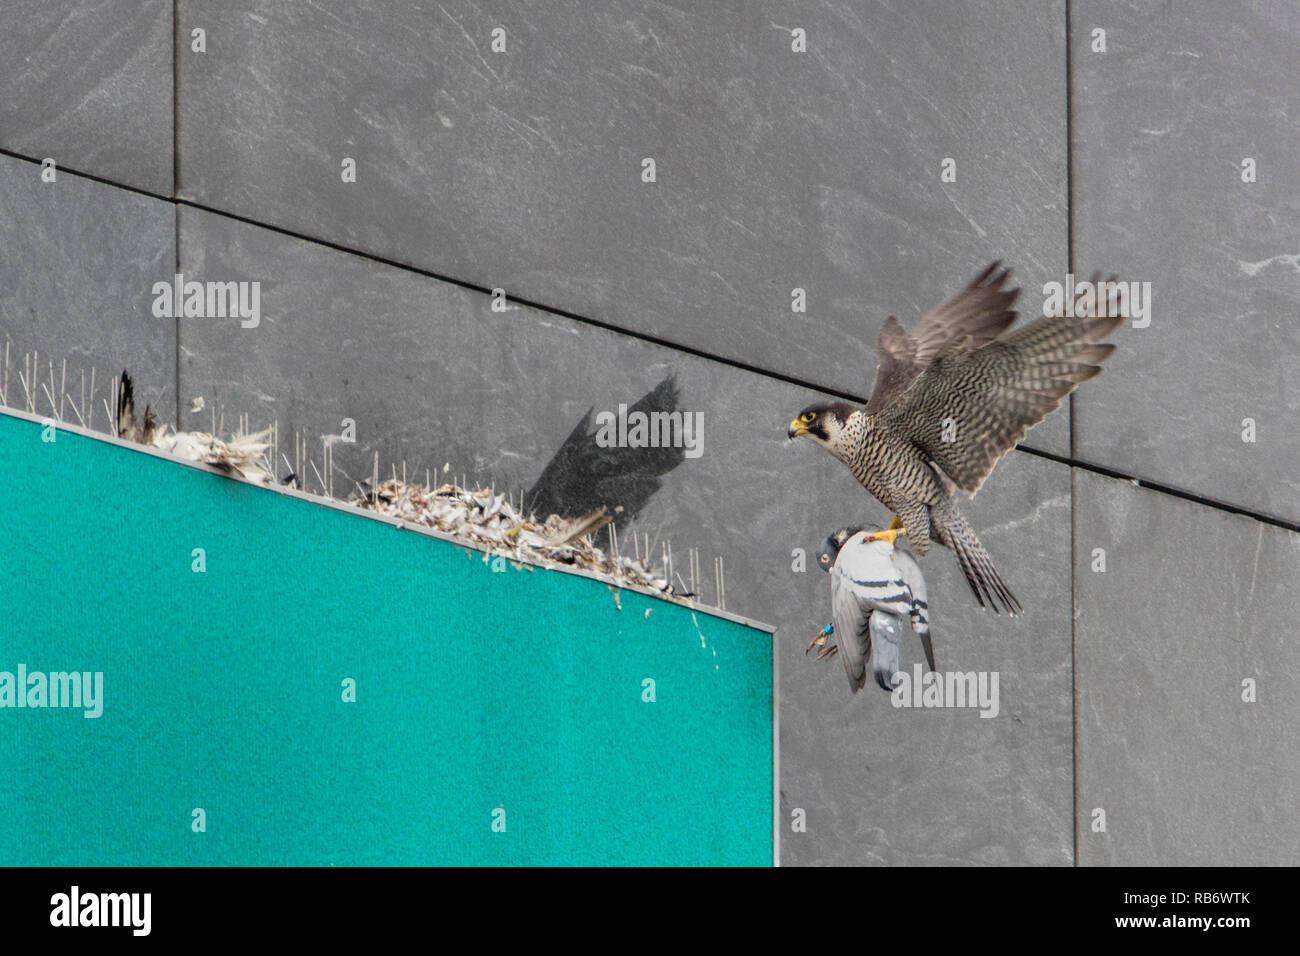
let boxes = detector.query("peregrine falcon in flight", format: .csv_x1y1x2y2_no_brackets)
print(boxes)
809,526,934,693
788,263,1122,615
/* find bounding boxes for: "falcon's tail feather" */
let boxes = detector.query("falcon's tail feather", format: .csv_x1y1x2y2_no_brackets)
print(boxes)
933,499,1022,615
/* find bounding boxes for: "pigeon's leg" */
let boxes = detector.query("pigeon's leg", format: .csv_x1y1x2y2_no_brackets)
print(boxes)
806,621,837,658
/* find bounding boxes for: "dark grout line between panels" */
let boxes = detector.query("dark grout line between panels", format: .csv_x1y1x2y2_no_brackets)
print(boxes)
2,146,1297,540
0,148,836,393
172,0,181,201
172,0,182,428
1020,444,1300,535
1064,0,1080,869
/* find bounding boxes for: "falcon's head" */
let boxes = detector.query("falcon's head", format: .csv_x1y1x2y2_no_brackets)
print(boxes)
816,526,864,573
787,401,855,447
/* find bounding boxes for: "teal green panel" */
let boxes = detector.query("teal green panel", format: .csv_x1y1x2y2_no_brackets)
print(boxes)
0,413,773,865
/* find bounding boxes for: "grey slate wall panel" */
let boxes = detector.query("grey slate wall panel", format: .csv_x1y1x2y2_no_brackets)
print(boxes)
1074,469,1300,865
177,207,1077,866
0,0,174,196
176,0,1070,455
1072,0,1300,523
0,154,176,422
785,452,1075,867
2,0,1290,868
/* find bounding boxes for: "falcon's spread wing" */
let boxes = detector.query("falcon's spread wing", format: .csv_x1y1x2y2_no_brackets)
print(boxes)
865,262,1019,416
872,266,1123,495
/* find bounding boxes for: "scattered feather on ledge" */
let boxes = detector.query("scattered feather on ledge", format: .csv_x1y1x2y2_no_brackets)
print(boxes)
349,478,690,600
0,351,717,609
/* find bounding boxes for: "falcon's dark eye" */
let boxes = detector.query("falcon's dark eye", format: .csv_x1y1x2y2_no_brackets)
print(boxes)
801,411,816,423
819,554,829,564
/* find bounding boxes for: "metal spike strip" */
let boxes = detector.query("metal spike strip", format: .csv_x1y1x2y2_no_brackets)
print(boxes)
309,456,327,495
0,349,727,612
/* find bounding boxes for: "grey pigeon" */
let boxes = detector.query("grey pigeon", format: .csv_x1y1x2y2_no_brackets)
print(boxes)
813,526,937,693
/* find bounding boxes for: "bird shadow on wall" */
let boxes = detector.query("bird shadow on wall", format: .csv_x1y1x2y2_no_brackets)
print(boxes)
525,374,686,543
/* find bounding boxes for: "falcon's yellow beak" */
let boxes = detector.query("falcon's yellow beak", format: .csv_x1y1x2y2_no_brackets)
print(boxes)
787,418,808,439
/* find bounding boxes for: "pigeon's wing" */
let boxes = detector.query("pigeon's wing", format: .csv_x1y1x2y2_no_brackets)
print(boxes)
865,263,1020,415
831,534,920,693
893,551,936,673
869,612,905,692
829,570,870,693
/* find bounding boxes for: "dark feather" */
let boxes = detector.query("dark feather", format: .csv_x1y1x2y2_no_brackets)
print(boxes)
865,262,1019,414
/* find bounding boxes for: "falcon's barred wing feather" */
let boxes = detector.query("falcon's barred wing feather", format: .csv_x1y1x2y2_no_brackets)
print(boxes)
865,317,917,416
884,275,1124,495
908,261,1021,366
865,262,1019,415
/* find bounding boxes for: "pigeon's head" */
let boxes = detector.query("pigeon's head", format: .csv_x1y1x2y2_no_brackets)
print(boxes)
816,526,864,573
787,401,855,448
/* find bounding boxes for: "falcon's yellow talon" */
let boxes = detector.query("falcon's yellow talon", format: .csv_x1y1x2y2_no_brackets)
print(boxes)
864,525,907,547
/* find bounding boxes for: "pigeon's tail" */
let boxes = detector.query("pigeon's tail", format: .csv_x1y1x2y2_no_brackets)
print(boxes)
933,498,1022,615
918,631,938,673
868,613,904,692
